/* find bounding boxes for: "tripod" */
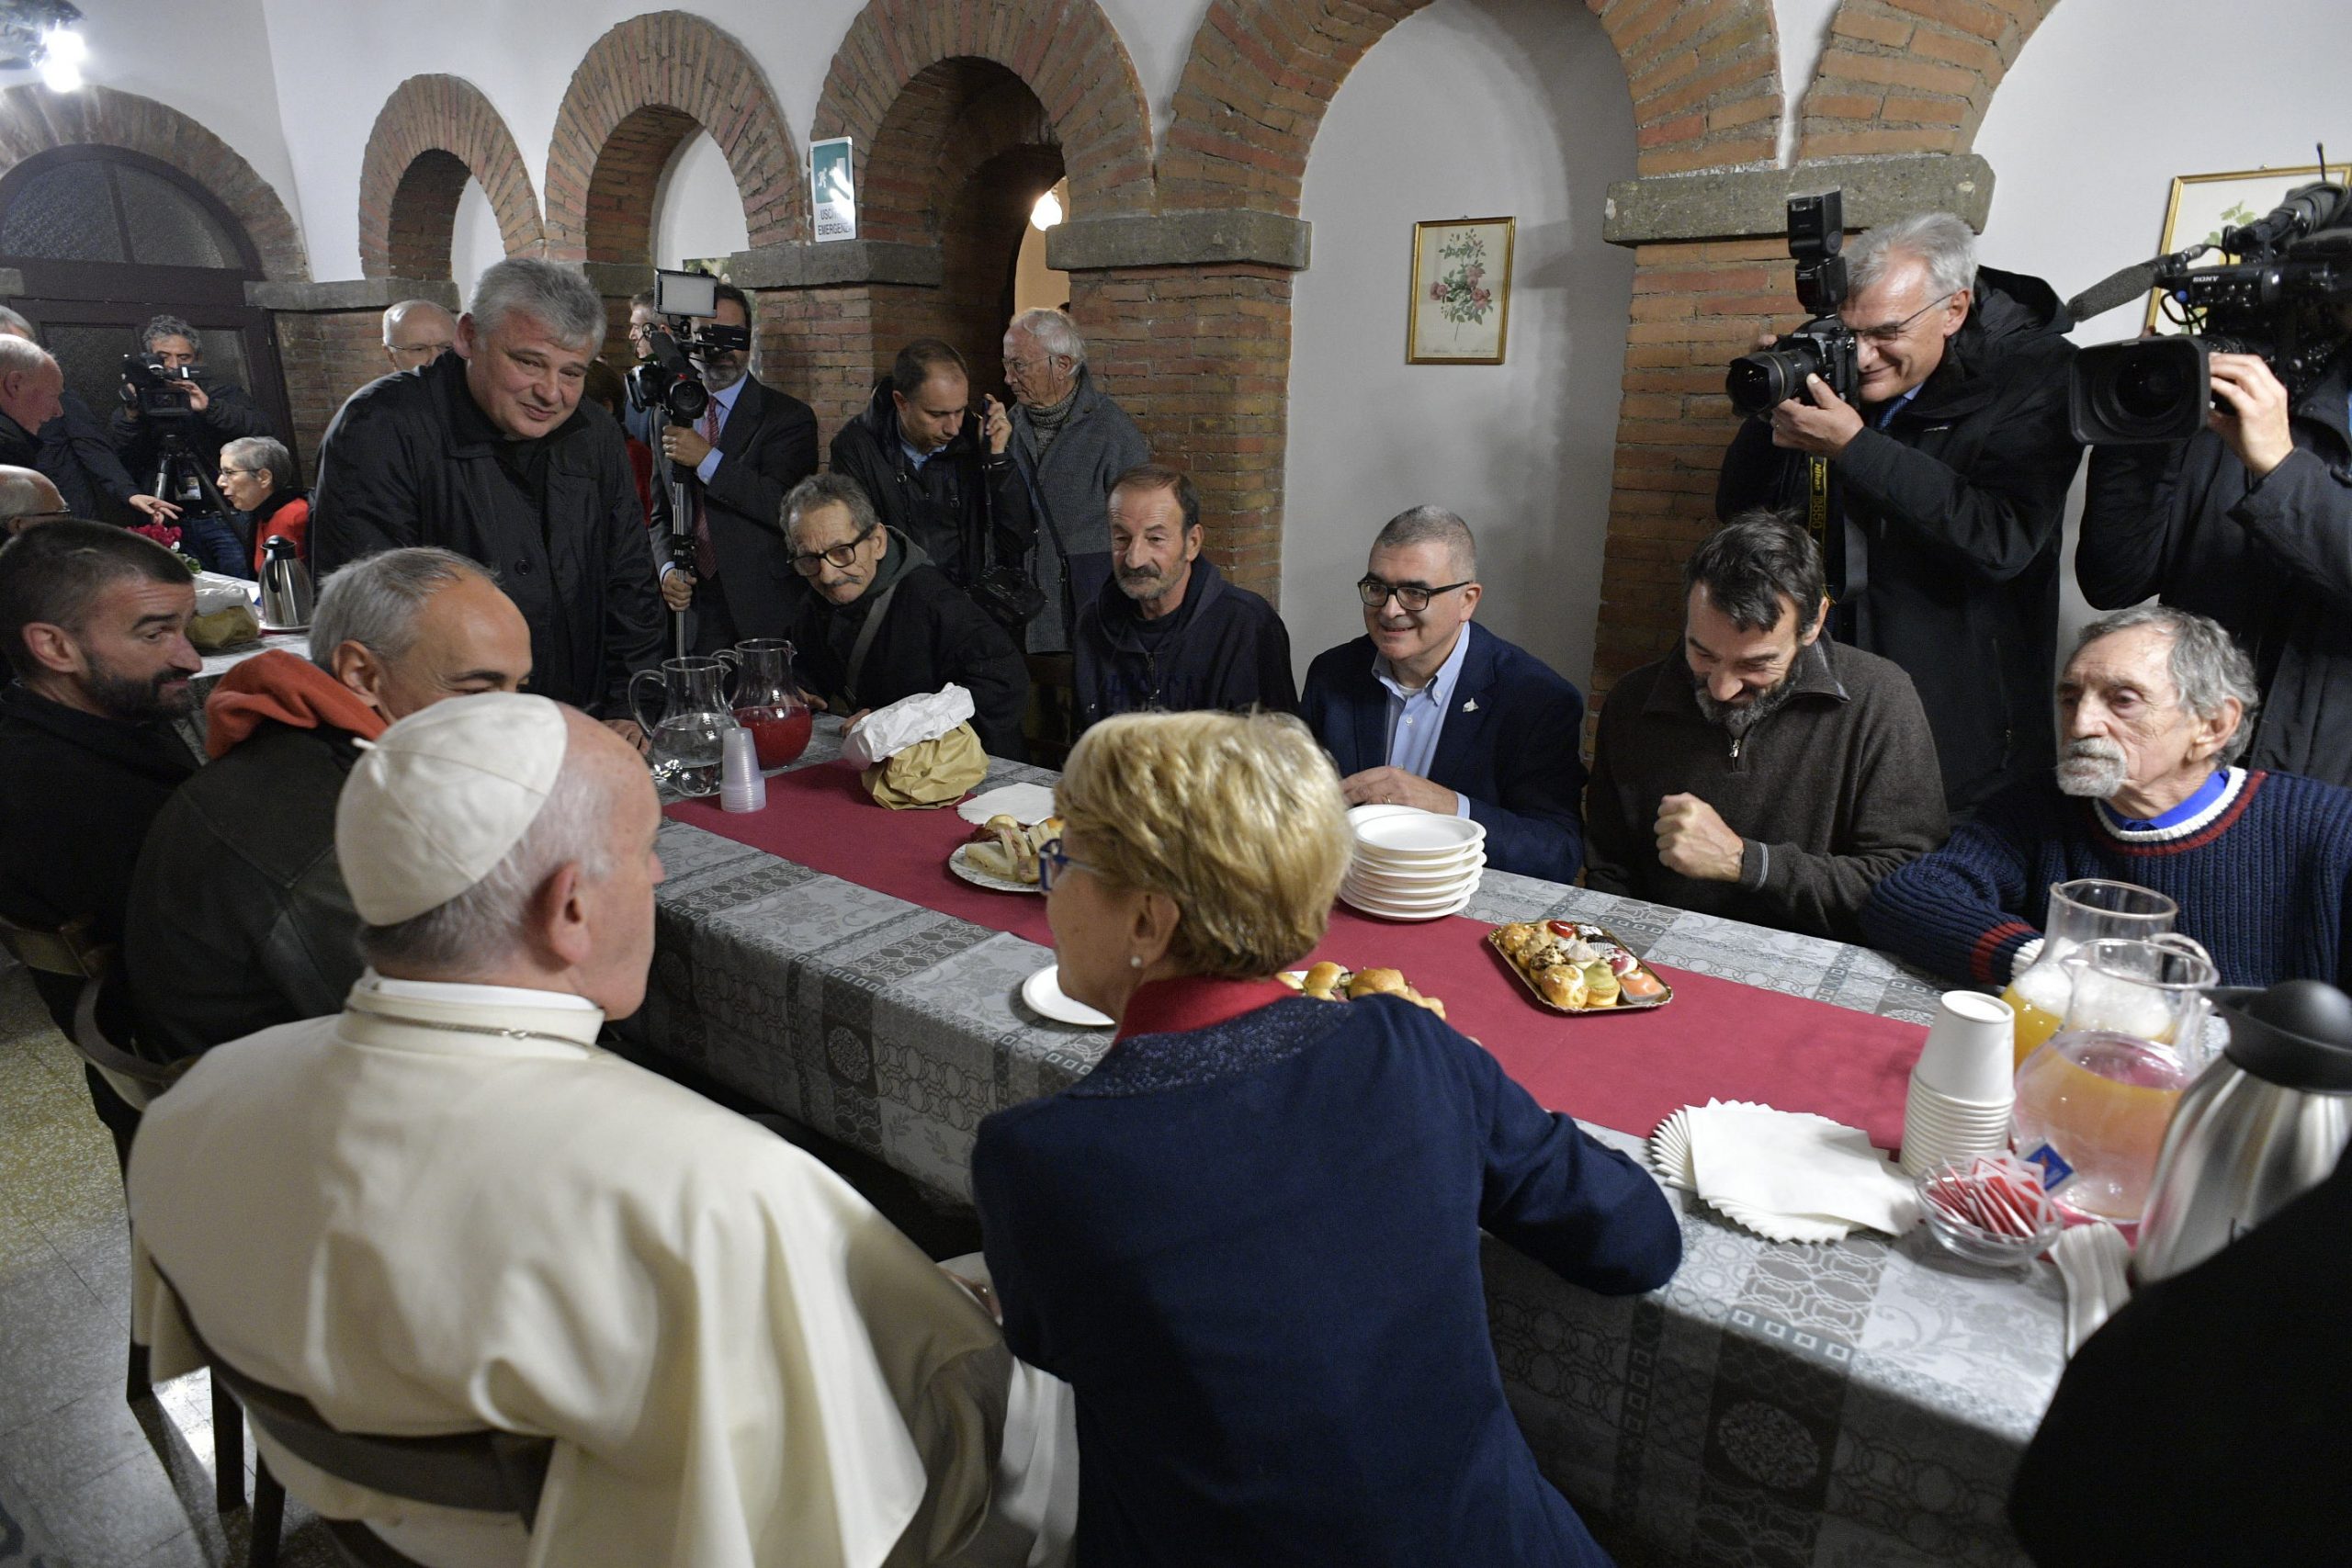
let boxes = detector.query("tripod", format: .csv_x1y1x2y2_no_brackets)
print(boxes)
147,423,243,574
645,408,696,659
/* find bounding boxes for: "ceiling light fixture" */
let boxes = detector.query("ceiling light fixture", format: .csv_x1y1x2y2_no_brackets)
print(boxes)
1029,190,1063,232
0,2,87,92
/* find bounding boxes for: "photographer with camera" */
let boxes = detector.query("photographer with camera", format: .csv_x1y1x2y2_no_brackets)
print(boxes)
110,314,275,576
1718,210,2082,818
641,280,818,654
2075,201,2352,786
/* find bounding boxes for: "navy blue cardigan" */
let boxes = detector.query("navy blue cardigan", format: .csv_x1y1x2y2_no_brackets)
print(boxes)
974,982,1680,1567
1300,625,1589,883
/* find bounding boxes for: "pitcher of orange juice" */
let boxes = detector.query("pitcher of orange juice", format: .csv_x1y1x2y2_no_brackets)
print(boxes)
2000,879,2179,1067
2011,936,2219,1223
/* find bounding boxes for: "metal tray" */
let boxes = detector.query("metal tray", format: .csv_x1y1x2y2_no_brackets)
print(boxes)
1485,921,1674,1015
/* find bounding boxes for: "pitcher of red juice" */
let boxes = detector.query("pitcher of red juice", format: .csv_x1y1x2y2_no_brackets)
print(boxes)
719,639,812,768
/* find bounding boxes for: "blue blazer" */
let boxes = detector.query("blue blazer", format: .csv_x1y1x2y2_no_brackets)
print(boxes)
1300,625,1589,883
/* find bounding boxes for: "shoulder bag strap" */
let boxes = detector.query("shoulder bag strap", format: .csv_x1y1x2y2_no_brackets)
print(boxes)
843,577,904,707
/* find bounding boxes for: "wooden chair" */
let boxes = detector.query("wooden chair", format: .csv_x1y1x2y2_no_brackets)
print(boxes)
0,914,243,1513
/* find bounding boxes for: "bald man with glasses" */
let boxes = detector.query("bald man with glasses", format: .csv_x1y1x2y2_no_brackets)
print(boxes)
1299,505,1589,883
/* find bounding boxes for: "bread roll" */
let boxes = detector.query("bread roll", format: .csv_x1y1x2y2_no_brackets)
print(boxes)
1348,967,1409,998
1304,961,1348,999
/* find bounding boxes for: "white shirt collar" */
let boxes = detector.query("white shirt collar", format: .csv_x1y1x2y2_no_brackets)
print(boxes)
1373,621,1474,707
359,971,602,1013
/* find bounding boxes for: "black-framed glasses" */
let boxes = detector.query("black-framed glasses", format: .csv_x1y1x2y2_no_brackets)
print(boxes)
788,525,877,577
1357,575,1473,613
1850,289,1958,346
1036,838,1093,893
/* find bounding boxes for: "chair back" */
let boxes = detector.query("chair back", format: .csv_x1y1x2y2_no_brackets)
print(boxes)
0,912,177,1111
0,911,110,978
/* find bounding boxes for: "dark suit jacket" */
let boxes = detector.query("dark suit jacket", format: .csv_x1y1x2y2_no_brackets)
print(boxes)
1301,624,1589,884
648,378,819,638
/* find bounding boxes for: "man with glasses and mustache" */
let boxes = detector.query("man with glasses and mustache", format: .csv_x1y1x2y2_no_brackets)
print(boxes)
1863,605,2352,989
1718,212,2082,819
1300,505,1589,883
1585,511,1947,942
780,473,1029,759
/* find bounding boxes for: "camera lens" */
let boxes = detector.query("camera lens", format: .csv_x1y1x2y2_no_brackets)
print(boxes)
1726,345,1817,416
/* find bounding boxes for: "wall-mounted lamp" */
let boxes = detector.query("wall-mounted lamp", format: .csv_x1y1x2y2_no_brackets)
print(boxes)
1030,190,1063,231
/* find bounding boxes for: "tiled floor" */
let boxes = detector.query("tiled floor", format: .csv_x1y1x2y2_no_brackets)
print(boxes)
0,965,337,1567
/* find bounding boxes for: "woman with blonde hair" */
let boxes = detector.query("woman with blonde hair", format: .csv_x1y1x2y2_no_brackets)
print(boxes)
973,709,1679,1567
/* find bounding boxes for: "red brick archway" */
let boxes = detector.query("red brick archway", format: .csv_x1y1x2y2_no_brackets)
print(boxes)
542,10,801,263
357,74,543,279
0,84,307,280
1796,0,2064,158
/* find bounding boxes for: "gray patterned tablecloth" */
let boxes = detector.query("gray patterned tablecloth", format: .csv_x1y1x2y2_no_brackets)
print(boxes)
631,723,2062,1568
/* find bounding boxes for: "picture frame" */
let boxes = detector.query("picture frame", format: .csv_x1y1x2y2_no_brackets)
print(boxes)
2143,164,2335,332
1408,217,1514,364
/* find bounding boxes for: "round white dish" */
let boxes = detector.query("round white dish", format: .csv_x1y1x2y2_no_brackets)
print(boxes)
948,842,1042,895
1338,884,1476,921
1021,964,1114,1028
1340,875,1479,911
1345,803,1425,830
1354,814,1487,862
1346,855,1486,892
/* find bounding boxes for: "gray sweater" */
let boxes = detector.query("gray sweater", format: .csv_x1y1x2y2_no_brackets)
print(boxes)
1008,367,1148,652
1583,638,1949,942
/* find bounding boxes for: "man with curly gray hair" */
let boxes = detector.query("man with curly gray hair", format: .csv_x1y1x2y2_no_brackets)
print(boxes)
1863,605,2352,990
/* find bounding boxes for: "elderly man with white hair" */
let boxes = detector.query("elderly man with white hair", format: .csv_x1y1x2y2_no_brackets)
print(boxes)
0,464,70,534
0,304,176,525
1862,605,2352,988
312,258,663,741
128,692,1074,1567
380,297,458,373
1001,308,1146,655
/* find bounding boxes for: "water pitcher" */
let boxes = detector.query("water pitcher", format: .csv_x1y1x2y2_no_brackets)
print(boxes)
717,638,811,768
2000,879,2178,1066
628,656,739,797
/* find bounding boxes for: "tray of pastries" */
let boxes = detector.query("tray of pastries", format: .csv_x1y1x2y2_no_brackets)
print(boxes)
1278,962,1446,1019
1487,919,1671,1013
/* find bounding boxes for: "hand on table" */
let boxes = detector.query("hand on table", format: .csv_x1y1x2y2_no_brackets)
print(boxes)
1340,766,1458,816
661,424,712,468
1768,376,1863,457
2208,352,2294,478
604,717,650,756
661,570,695,612
1656,793,1746,882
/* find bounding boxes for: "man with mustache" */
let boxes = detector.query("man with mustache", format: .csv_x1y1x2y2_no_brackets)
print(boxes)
311,259,662,745
1071,464,1293,731
1584,511,1947,942
781,473,1029,758
1862,605,2352,988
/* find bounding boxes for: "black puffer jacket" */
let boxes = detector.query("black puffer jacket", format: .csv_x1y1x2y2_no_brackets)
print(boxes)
1720,266,2083,816
829,377,1033,587
2078,349,2352,788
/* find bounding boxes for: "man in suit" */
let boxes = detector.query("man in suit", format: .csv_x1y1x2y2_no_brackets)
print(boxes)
1300,506,1589,884
649,283,820,652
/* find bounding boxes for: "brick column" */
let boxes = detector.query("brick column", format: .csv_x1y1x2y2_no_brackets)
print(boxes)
726,240,948,444
248,278,459,476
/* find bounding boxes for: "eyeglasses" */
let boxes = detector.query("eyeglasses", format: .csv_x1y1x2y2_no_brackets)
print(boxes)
1850,290,1958,346
216,468,255,481
1357,576,1474,614
788,525,876,576
1036,838,1094,892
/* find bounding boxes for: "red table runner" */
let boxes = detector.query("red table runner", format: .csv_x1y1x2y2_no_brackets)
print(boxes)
671,761,1926,1149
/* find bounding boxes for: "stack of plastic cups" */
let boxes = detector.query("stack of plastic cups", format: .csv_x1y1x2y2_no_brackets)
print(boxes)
1900,991,2019,1179
719,727,767,814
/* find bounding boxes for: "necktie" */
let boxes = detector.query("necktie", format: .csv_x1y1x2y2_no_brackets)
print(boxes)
694,400,721,579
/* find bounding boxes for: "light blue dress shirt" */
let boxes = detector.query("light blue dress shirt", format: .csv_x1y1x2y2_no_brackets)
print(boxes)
1373,624,1475,818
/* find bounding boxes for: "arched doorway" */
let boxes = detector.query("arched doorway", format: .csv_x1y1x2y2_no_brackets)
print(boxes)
0,145,294,514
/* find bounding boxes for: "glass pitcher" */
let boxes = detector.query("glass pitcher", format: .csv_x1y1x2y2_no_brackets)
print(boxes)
2001,879,2179,1067
718,638,812,768
2012,935,2219,1223
628,655,740,797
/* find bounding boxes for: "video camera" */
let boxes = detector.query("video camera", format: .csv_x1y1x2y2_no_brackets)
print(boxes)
626,268,752,425
119,354,202,420
1727,190,1861,417
2068,178,2352,443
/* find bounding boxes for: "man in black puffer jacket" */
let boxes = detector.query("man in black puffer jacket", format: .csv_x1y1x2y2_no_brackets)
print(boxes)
1718,212,2082,817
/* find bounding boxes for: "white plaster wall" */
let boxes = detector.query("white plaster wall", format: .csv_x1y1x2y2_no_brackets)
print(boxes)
1282,0,1635,692
654,131,752,270
447,179,507,302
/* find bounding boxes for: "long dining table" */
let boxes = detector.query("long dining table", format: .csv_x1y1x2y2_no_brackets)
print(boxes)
626,717,2065,1568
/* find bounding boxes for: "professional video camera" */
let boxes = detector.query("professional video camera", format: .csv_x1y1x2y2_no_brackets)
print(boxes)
2067,177,2352,443
119,353,202,420
1726,190,1861,417
626,267,751,425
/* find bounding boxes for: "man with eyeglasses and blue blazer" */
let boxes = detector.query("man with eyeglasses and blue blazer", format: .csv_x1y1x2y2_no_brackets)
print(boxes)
1299,505,1588,884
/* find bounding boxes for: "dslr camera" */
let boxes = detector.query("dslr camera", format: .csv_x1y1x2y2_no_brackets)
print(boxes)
2071,180,2352,443
119,354,202,420
627,268,752,425
1727,190,1861,417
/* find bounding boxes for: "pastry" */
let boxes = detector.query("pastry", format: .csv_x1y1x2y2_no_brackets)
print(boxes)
1347,967,1409,999
1303,961,1348,1000
1620,968,1667,1000
1535,965,1588,1009
1581,962,1621,1007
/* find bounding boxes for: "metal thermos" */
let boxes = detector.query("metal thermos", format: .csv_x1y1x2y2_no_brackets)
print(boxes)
259,534,313,627
2135,979,2352,1283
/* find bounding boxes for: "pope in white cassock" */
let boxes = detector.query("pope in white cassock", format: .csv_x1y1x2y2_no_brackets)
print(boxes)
127,693,1073,1568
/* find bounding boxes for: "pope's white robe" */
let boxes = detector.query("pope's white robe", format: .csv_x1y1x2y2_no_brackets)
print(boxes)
127,976,1071,1568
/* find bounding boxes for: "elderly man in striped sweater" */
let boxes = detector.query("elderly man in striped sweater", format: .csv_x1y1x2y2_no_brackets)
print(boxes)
1862,605,2352,989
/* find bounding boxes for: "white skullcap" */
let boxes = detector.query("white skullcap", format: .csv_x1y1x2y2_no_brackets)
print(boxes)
335,692,571,925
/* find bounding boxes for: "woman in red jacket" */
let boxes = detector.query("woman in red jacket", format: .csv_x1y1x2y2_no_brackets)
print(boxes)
217,434,308,573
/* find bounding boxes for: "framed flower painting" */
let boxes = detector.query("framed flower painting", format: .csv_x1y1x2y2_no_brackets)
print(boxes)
1408,217,1514,364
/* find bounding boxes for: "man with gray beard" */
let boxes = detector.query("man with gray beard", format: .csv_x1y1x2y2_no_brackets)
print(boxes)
1585,511,1946,941
1863,605,2352,988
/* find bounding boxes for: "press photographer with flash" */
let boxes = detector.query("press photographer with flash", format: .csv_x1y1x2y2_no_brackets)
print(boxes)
2071,176,2352,787
109,314,274,578
636,272,818,656
1718,200,2082,818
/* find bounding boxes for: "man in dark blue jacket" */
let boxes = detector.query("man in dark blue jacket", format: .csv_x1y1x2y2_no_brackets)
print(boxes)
1073,464,1294,731
1300,505,1588,884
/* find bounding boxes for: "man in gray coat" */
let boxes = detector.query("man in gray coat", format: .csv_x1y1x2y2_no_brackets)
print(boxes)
1002,308,1148,654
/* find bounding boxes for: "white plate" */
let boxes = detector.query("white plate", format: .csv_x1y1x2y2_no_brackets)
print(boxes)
948,842,1042,894
1338,884,1475,921
1354,814,1487,862
1345,803,1426,830
1346,860,1485,894
956,783,1058,827
1022,964,1114,1028
1340,876,1479,911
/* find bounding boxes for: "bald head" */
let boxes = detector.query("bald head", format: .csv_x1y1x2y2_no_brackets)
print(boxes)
0,467,67,536
382,299,458,373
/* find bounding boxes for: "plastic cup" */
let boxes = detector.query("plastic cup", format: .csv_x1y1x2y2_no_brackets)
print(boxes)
1913,991,2018,1103
719,727,766,814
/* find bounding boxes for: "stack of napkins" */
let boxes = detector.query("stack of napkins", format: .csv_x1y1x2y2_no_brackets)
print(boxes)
956,782,1057,827
1650,1099,1919,1244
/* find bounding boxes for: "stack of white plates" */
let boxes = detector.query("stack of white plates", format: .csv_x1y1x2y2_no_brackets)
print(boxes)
1340,808,1486,919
